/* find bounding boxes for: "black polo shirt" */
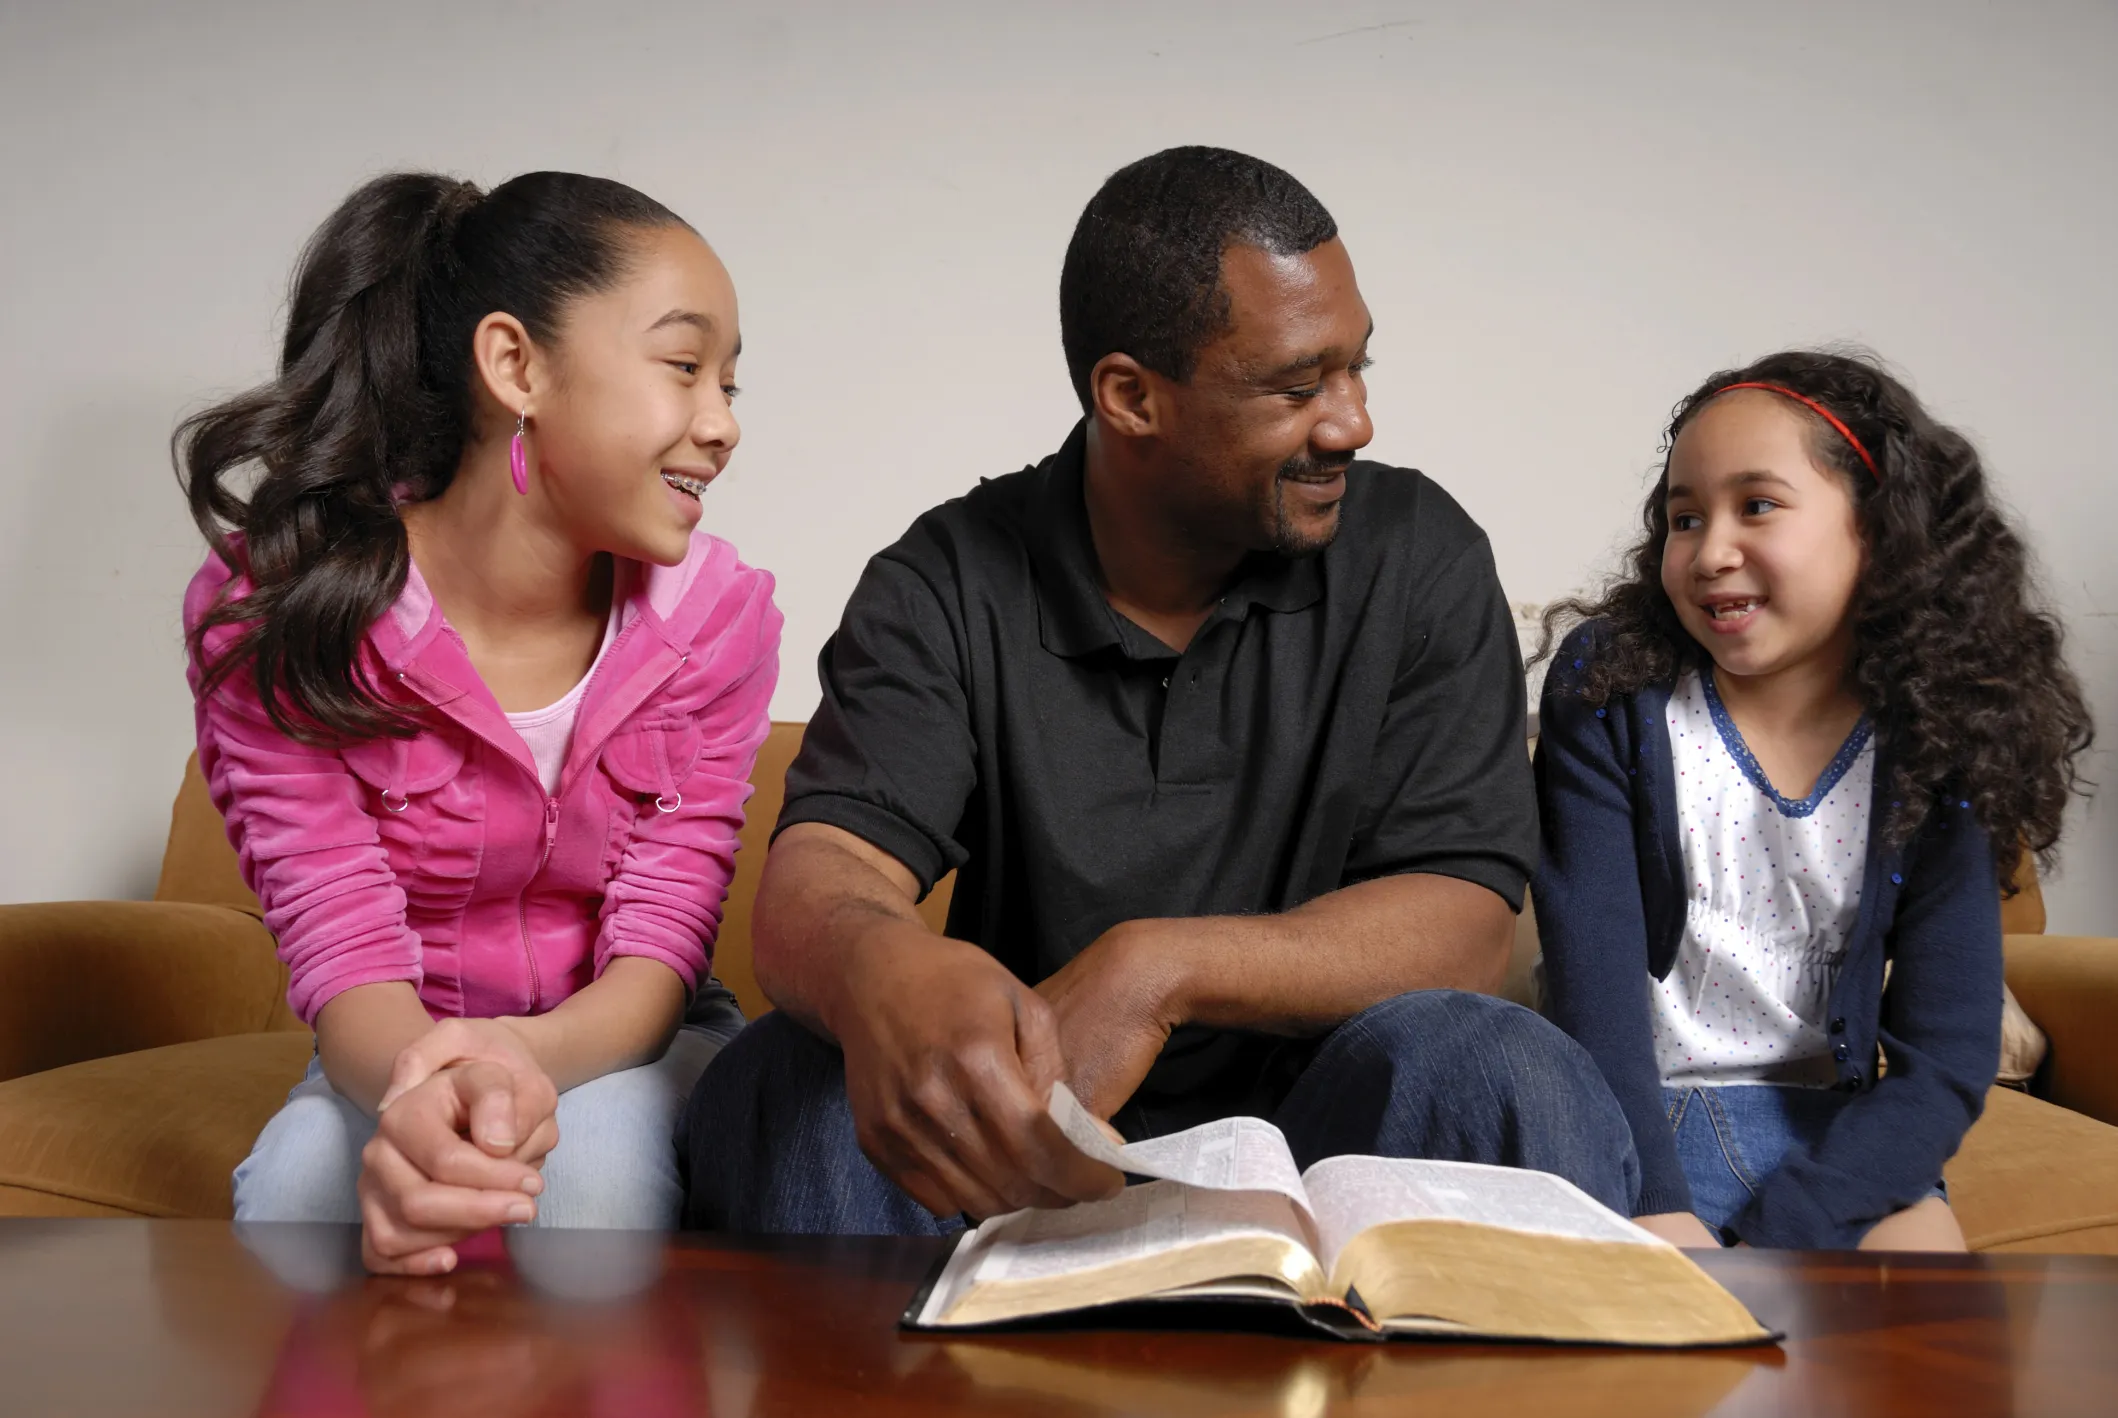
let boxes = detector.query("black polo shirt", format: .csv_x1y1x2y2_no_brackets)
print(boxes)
779,422,1536,1107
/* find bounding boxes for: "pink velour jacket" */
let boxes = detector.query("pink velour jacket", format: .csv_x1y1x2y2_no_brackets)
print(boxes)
184,532,781,1026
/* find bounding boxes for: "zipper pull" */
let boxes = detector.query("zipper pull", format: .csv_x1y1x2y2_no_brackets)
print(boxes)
544,798,560,853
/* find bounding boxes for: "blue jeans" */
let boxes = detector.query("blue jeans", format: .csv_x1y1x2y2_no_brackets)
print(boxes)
1664,1083,1947,1235
682,990,1640,1234
234,990,745,1228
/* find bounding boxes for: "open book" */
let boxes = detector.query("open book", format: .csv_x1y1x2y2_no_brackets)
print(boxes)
903,1085,1774,1348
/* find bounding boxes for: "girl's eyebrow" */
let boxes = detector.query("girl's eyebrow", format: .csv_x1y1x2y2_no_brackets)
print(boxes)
648,308,716,334
1667,469,1796,500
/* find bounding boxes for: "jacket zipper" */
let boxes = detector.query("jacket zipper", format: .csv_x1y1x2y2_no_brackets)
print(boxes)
518,795,558,1013
509,618,688,1016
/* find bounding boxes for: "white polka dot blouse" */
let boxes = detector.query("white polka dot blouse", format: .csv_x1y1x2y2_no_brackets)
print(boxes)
1650,669,1875,1088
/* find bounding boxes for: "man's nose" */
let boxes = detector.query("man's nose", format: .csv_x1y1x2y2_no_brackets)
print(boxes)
1313,380,1373,454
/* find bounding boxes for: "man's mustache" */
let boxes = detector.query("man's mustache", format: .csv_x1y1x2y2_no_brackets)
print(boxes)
1278,452,1355,482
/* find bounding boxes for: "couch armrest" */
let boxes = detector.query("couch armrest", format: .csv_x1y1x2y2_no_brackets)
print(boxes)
2004,934,2118,1128
0,900,304,1084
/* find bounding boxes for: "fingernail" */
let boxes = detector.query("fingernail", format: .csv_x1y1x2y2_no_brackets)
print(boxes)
520,1175,543,1195
488,1132,516,1151
429,1251,456,1274
507,1202,534,1223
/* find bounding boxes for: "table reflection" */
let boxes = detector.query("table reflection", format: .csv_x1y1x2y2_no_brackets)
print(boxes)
240,1226,702,1418
896,1333,1769,1418
227,1226,1792,1418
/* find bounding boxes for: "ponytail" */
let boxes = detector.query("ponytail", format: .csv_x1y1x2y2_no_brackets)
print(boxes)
177,170,687,743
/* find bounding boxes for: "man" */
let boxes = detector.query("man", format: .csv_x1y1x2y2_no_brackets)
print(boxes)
684,146,1636,1233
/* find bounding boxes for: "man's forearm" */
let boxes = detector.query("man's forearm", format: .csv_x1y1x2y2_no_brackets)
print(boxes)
751,824,942,1042
1144,873,1517,1036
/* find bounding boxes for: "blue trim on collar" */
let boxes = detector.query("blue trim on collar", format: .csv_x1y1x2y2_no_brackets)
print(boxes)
1700,668,1873,819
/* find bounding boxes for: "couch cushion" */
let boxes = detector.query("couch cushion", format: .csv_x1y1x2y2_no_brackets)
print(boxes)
155,755,263,917
1947,1085,2118,1254
0,1032,310,1218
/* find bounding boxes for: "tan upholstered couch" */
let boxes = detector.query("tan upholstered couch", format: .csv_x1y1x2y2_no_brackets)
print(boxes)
2,724,2114,1251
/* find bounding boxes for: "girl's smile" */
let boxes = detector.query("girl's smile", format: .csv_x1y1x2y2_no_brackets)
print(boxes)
1698,591,1767,633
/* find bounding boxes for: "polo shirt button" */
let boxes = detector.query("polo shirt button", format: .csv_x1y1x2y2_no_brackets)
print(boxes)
1830,1016,1845,1033
1160,676,1170,689
1833,1043,1850,1062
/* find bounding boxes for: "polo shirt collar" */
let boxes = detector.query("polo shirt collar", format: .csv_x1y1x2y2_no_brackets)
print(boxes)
1029,422,1326,660
1030,423,1122,657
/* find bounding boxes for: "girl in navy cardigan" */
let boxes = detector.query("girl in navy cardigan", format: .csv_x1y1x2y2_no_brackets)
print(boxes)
1535,350,2091,1251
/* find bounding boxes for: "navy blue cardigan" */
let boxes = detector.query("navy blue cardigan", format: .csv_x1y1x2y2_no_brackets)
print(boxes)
1533,625,2002,1249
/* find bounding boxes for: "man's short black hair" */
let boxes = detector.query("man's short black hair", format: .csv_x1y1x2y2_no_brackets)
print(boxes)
1059,146,1338,411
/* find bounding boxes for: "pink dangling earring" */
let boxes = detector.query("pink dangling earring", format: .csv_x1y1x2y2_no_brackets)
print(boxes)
509,409,530,495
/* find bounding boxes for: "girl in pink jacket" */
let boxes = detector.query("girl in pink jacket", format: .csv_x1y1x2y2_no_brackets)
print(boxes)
178,170,779,1274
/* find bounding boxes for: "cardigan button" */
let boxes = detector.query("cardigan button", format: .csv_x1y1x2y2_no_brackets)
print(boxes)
1890,873,1903,885
1833,1043,1850,1062
1830,1017,1845,1033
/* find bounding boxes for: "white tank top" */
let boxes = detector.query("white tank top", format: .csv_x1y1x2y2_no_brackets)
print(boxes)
504,604,622,797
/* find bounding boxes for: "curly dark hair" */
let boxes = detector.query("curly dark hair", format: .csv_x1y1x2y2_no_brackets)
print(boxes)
1058,146,1337,410
1537,348,2093,890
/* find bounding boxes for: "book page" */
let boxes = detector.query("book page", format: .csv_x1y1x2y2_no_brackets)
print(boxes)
918,1179,1325,1325
974,1180,1310,1284
1301,1155,1662,1271
1047,1083,1312,1216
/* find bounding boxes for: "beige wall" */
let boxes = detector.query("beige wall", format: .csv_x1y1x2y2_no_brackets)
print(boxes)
2,1,2111,928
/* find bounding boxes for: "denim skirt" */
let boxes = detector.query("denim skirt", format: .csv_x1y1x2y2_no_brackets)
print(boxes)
1663,1082,1946,1237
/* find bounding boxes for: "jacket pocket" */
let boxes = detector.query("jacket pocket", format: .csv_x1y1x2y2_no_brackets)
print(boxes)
338,730,480,911
599,715,704,814
341,730,470,807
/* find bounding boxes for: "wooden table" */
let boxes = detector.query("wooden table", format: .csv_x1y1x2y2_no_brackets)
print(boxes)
1,1220,2113,1416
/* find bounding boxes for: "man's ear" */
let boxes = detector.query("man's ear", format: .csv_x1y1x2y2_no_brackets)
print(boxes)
1088,353,1165,439
470,311,538,422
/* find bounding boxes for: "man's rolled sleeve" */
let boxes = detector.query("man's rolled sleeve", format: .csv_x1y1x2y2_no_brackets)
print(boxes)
776,551,979,898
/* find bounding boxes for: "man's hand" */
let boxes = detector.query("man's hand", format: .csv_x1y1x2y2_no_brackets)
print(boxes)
359,1061,559,1275
1035,919,1186,1120
835,928,1125,1222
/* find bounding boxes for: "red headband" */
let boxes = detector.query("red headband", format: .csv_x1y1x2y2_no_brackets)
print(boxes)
1713,381,1880,481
